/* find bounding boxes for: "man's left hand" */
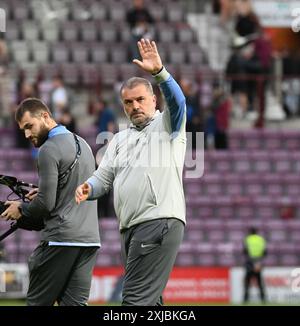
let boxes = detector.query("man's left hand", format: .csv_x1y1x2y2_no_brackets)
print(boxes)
0,201,22,221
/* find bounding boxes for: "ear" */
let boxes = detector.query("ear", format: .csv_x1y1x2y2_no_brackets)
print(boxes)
41,111,50,120
41,111,52,127
153,94,157,106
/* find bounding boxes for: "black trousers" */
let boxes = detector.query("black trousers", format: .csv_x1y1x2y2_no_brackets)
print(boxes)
243,269,266,302
27,242,98,306
121,218,184,306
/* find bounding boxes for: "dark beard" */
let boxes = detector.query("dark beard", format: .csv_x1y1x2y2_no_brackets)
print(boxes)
35,126,49,147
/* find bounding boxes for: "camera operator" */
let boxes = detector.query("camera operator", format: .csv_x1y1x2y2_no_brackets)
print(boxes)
0,98,100,306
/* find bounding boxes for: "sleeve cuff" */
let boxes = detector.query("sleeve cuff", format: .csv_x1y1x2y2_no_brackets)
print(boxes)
86,180,95,199
152,66,170,84
21,202,30,217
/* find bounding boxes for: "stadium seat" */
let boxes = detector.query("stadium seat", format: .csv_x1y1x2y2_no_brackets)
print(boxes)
108,2,126,21
71,42,90,63
40,22,60,42
178,26,195,44
22,21,40,41
80,63,99,87
12,1,31,20
61,63,79,85
166,2,184,22
118,23,131,43
98,64,119,86
118,63,139,81
40,63,60,80
280,255,299,266
187,45,204,66
4,21,20,41
69,1,92,21
90,43,109,63
109,43,129,63
10,41,30,63
90,2,107,20
156,23,176,43
176,253,195,266
52,42,70,62
31,41,49,63
99,22,118,43
167,43,186,64
61,21,79,42
80,21,98,42
178,64,197,81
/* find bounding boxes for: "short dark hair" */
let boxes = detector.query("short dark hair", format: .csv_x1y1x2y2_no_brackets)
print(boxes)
120,77,154,96
15,98,53,122
249,227,257,235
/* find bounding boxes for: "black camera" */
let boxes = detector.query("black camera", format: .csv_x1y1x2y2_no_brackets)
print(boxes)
0,175,44,241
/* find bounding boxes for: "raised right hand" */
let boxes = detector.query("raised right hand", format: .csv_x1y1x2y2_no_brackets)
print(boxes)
133,39,163,75
75,182,91,205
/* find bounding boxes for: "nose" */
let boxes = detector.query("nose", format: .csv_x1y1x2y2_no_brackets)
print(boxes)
24,130,31,139
132,101,140,111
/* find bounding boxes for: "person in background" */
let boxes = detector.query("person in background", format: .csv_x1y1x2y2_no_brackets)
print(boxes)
94,98,117,135
59,108,77,133
127,0,155,60
14,79,37,149
50,76,68,121
91,98,117,218
0,39,9,125
211,83,231,149
180,78,203,150
243,227,267,303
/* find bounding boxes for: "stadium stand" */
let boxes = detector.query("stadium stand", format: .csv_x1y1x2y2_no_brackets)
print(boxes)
1,129,300,267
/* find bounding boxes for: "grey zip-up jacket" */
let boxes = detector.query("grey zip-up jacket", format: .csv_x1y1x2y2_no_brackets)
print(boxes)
87,68,186,231
22,126,100,246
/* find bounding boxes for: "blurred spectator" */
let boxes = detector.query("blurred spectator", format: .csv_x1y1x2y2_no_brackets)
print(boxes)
211,84,231,149
213,0,235,26
91,98,117,218
14,77,37,148
93,98,117,135
226,29,272,120
179,78,202,150
59,108,77,133
227,0,262,114
281,49,300,117
0,242,6,261
0,40,9,124
126,0,155,60
234,0,261,38
243,227,267,303
49,76,68,120
280,205,295,220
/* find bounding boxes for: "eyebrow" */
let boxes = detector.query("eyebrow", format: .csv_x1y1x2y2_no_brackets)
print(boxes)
123,96,146,103
20,123,31,131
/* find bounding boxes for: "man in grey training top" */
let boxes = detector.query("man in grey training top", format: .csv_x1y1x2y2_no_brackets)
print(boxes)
1,99,100,305
75,39,186,305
